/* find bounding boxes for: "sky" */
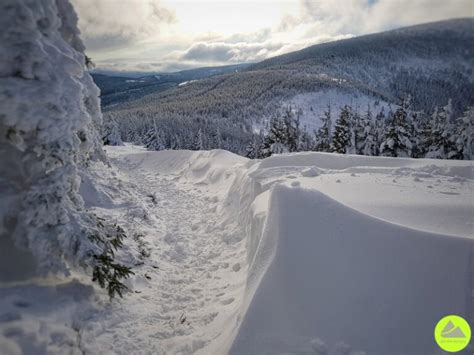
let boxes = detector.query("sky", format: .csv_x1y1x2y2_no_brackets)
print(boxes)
71,0,473,73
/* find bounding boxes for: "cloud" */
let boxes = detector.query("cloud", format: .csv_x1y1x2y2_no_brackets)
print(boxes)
180,41,281,63
364,0,473,32
74,0,472,73
281,0,472,37
177,29,354,66
71,0,175,51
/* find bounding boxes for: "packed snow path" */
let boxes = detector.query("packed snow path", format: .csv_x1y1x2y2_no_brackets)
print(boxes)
80,148,248,354
1,146,472,355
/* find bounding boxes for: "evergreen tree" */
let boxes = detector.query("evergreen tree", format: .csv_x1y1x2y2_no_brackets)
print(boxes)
452,107,473,160
261,116,288,157
102,117,123,146
127,127,142,145
143,126,165,151
193,128,205,150
362,106,378,156
409,111,423,158
353,111,366,155
212,126,223,149
298,130,315,152
425,100,457,159
331,105,353,154
314,104,332,152
374,106,386,154
245,133,264,159
282,108,300,152
170,134,182,150
380,105,413,157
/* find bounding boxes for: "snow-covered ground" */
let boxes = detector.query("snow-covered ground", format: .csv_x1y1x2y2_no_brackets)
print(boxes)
281,89,394,131
0,145,472,354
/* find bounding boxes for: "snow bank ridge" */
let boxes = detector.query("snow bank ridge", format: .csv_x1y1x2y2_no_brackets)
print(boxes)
221,151,474,354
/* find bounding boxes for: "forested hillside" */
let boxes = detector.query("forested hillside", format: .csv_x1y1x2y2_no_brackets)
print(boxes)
92,64,249,108
100,18,473,159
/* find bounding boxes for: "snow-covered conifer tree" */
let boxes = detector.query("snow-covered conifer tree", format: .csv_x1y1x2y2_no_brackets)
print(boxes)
102,116,123,146
0,0,131,297
245,133,264,159
212,126,223,149
362,106,379,156
314,105,332,152
193,128,205,150
380,105,413,157
425,100,457,159
331,105,353,154
353,111,366,155
143,122,165,151
261,116,289,157
282,108,300,152
452,107,473,160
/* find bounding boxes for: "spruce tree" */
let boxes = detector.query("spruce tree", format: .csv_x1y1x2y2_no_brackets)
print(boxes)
353,111,366,155
102,117,123,146
314,105,332,152
143,126,165,151
374,107,386,154
193,128,205,150
245,133,264,159
452,107,473,160
331,105,352,154
282,108,300,152
425,100,457,159
212,127,223,149
261,116,288,157
362,106,378,156
380,105,413,157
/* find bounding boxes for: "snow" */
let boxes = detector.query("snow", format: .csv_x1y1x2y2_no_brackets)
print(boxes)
282,89,394,131
178,80,198,87
0,0,106,278
1,144,472,354
1,3,472,352
231,185,471,354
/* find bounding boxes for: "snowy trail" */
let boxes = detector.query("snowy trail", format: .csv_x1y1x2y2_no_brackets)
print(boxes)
83,147,473,355
1,146,472,355
80,149,248,354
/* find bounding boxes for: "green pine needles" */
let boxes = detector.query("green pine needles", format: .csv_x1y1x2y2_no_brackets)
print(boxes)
90,218,134,298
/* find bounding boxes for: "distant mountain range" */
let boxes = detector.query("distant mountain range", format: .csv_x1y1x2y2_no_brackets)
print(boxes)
96,18,474,154
92,64,249,107
249,18,473,115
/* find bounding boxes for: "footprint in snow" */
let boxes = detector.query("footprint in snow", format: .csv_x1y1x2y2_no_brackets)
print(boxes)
439,191,460,195
221,298,234,305
232,263,241,272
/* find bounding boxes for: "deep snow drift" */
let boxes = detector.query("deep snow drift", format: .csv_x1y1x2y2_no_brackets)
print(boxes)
0,145,472,354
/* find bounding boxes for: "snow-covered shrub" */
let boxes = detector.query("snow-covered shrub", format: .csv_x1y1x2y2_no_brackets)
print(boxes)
0,0,130,297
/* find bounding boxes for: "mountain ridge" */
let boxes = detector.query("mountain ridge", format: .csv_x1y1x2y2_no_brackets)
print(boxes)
100,18,474,155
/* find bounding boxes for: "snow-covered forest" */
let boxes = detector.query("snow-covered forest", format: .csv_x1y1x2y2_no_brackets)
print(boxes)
0,0,473,354
105,98,472,160
99,18,473,159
